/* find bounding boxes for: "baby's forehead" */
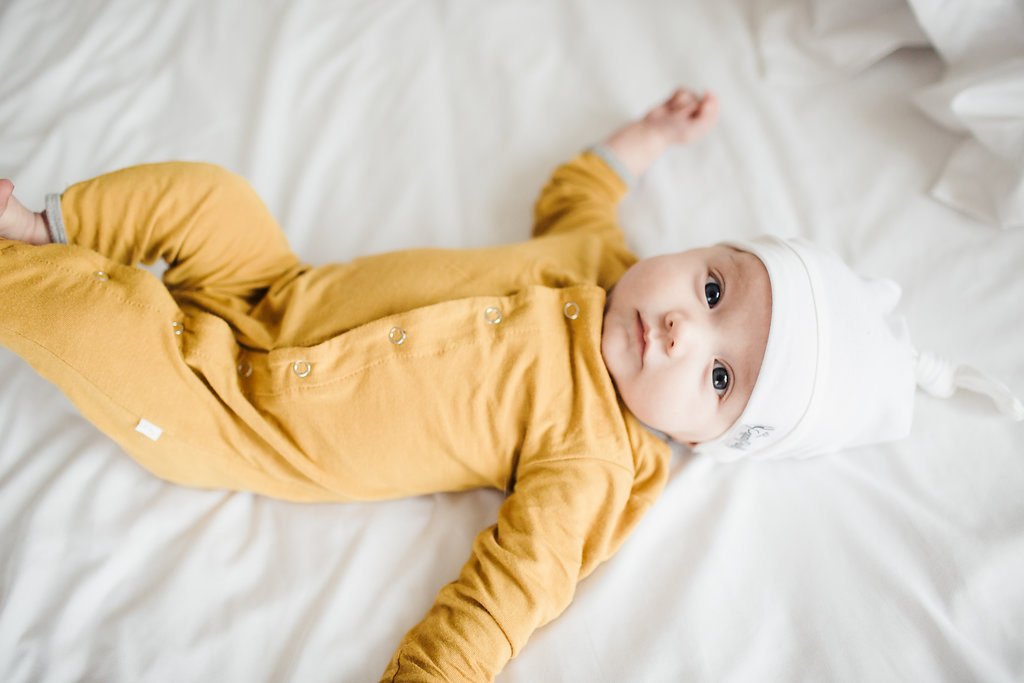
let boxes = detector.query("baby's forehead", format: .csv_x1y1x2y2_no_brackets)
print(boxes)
674,243,746,263
712,245,773,407
705,243,753,262
728,247,770,281
718,246,772,326
689,245,768,284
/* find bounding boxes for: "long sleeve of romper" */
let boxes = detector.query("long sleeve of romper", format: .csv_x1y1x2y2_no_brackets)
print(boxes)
380,456,636,681
532,147,630,241
380,150,643,681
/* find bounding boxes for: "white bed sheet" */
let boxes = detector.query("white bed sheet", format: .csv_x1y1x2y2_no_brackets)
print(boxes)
1,1,1023,681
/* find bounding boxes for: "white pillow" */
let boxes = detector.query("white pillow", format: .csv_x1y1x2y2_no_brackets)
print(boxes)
905,0,1023,70
753,0,928,85
754,0,1024,228
906,0,1024,228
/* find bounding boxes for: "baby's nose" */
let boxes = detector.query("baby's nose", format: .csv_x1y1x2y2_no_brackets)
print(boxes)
663,309,709,358
664,311,688,355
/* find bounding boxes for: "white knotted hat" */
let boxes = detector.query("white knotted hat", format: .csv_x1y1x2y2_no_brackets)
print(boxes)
693,235,1024,462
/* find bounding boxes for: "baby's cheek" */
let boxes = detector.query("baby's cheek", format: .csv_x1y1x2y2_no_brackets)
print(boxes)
626,375,686,432
600,319,632,375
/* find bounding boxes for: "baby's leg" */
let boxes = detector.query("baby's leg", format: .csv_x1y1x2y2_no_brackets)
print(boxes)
0,166,333,499
0,180,52,245
52,163,303,303
0,229,331,502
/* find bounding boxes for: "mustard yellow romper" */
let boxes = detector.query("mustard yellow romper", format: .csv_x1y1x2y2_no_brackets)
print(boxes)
0,151,671,681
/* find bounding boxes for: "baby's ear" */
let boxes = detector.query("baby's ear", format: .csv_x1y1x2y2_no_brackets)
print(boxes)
864,277,902,313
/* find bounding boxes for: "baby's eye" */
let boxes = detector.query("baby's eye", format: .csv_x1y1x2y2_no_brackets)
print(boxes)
712,363,730,397
705,277,722,308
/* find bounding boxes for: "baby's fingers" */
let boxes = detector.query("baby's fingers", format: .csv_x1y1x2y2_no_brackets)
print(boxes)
644,86,720,144
666,88,700,115
693,91,718,121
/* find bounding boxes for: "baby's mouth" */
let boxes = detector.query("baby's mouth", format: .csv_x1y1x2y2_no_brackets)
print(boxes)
636,311,646,365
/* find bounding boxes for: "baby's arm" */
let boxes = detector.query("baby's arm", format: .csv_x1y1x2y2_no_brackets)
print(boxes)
531,86,718,242
380,457,635,681
527,86,718,288
602,86,719,181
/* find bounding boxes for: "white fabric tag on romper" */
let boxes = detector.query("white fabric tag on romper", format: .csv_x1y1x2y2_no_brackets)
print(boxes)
135,418,163,441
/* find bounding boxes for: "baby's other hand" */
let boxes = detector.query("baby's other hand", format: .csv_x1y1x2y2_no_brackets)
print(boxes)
643,87,718,146
602,86,719,179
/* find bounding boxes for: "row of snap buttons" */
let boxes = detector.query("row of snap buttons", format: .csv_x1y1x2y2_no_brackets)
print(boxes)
387,301,580,345
89,270,303,381
235,360,312,378
233,300,583,379
95,269,188,341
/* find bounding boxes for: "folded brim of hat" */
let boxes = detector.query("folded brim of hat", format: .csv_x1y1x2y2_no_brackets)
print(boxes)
694,236,916,461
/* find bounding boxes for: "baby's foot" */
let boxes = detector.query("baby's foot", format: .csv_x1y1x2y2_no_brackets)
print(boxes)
0,180,51,245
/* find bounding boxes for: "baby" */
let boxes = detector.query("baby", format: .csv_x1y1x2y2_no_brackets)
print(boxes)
0,87,1019,681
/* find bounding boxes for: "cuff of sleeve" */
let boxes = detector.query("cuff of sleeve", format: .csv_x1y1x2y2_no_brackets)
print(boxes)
44,193,68,244
587,144,635,188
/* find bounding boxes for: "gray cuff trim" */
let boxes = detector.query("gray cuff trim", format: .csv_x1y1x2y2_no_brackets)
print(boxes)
587,144,636,188
44,193,67,244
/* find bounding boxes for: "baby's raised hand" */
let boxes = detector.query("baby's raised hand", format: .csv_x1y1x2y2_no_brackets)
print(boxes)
642,87,719,146
602,86,719,179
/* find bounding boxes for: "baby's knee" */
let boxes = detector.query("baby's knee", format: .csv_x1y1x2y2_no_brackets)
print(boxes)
177,161,246,187
163,162,259,206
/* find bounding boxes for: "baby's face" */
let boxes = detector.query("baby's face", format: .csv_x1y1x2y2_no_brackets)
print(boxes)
601,246,771,445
